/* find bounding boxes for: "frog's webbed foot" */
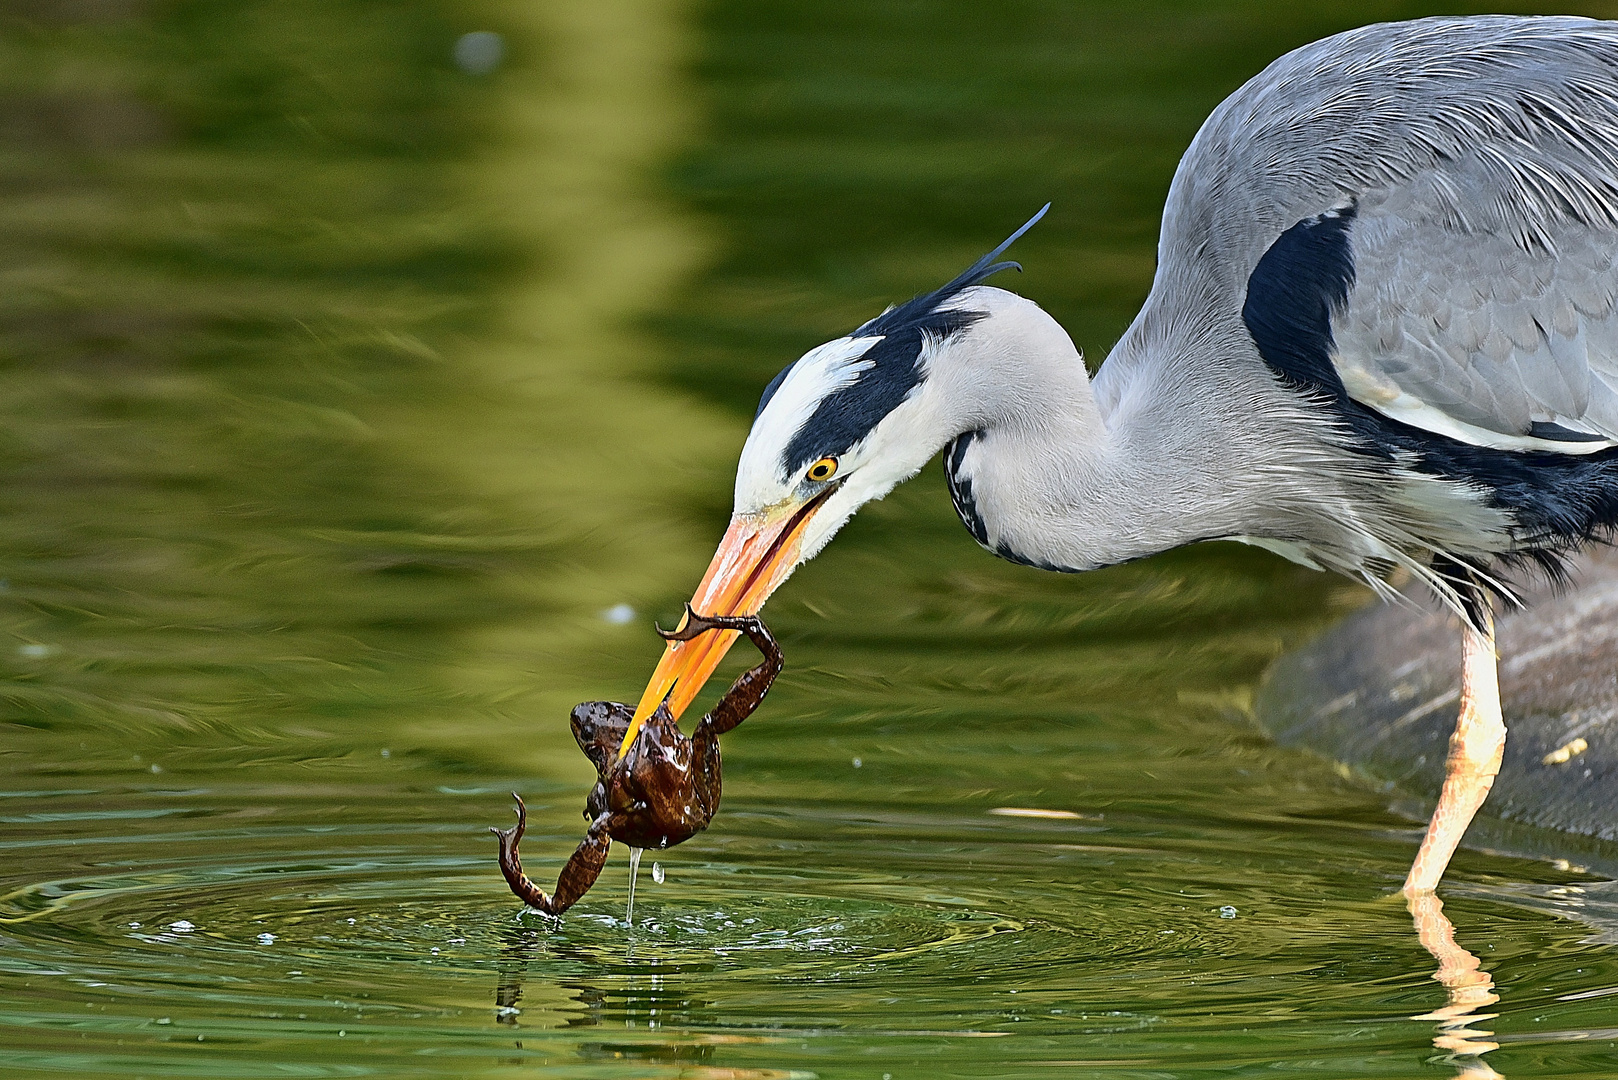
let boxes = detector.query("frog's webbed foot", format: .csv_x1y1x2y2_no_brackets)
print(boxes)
658,604,782,736
492,794,559,913
657,603,752,643
491,794,613,916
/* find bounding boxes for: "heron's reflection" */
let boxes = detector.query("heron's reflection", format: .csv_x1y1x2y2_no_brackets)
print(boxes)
1408,892,1503,1079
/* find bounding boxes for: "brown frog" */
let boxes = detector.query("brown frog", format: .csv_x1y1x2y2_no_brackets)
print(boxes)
492,607,781,915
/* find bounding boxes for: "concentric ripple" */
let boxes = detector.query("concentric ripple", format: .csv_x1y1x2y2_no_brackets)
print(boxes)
5,770,1618,1079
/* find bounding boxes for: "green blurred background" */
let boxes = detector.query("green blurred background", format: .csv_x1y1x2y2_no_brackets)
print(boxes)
0,0,1606,773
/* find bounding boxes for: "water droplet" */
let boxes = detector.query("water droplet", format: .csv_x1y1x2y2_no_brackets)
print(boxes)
601,603,636,625
256,932,276,945
651,862,664,885
1218,905,1238,919
167,920,195,933
852,757,862,768
127,922,141,930
150,764,161,774
17,643,55,658
380,748,390,758
155,1017,170,1025
453,31,504,75
338,1030,346,1037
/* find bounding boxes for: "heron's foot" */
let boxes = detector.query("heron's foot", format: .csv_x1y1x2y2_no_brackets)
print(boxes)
491,793,560,914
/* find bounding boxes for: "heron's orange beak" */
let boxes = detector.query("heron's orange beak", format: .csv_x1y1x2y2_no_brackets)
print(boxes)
616,487,836,759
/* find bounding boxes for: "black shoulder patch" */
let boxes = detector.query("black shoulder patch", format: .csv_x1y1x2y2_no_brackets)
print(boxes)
1241,203,1618,577
1528,421,1609,443
1242,206,1357,400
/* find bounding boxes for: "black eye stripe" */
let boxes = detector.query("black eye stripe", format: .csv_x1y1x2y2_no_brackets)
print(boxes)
781,308,986,476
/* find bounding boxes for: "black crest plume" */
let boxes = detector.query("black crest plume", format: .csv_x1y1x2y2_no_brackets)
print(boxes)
770,204,1052,473
855,202,1051,337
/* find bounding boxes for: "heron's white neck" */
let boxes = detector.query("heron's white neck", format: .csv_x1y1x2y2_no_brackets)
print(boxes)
926,289,1264,570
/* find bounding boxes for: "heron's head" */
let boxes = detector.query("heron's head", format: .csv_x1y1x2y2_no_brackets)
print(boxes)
619,205,1050,751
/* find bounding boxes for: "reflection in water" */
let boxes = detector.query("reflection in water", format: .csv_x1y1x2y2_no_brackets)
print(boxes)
494,926,536,1026
1409,892,1503,1079
492,922,726,1070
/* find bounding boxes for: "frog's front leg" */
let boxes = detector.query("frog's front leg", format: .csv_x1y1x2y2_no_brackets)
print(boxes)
657,605,782,736
492,793,615,915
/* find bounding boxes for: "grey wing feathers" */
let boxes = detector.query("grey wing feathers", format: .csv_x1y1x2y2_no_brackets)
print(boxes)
1246,16,1618,452
1334,207,1618,452
1108,14,1618,455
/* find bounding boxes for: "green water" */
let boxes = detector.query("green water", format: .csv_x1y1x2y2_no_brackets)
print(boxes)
2,1,1618,1076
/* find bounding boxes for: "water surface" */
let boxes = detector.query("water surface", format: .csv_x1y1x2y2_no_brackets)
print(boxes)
2,1,1618,1077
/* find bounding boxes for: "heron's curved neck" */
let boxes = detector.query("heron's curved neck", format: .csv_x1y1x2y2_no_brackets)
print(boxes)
934,296,1253,571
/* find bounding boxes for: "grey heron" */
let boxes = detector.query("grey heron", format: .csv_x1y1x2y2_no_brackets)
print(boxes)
621,14,1618,896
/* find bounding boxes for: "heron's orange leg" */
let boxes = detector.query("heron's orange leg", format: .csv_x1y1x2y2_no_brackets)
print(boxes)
1404,609,1503,895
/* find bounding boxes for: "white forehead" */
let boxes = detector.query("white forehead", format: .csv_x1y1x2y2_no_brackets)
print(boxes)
734,334,882,512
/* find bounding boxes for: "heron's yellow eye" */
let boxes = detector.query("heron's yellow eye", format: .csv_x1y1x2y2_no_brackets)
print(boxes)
806,456,839,482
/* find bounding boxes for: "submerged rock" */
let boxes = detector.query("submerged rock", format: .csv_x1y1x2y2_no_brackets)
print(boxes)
1256,549,1618,854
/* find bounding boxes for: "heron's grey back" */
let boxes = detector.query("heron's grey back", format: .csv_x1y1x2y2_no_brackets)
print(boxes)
1103,14,1618,454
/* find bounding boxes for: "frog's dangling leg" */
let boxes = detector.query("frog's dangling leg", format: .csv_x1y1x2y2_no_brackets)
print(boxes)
658,604,782,736
549,817,614,912
491,793,613,915
492,793,554,911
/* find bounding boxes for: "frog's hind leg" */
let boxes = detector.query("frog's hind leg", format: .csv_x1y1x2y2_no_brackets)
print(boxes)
492,793,554,911
658,605,782,735
549,818,614,913
491,794,613,916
